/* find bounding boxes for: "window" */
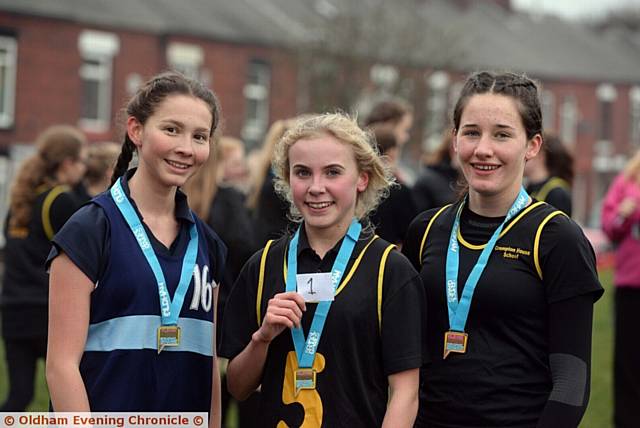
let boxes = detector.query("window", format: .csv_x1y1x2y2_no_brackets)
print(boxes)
630,86,640,147
167,42,204,80
0,35,17,128
242,60,271,148
596,83,617,142
541,90,555,132
78,30,119,131
424,71,449,152
559,95,577,147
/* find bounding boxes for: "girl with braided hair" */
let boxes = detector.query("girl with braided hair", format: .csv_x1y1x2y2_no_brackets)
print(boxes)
46,72,226,425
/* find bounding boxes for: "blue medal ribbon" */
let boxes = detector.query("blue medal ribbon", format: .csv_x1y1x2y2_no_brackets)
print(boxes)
110,178,198,327
445,187,529,332
286,218,361,368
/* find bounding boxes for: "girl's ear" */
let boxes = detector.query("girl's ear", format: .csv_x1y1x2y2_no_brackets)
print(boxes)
357,171,369,193
127,116,144,148
525,134,543,161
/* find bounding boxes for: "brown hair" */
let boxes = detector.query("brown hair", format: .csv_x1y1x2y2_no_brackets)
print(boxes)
542,133,574,185
9,125,87,229
364,99,413,127
624,148,640,183
84,142,120,186
111,71,221,185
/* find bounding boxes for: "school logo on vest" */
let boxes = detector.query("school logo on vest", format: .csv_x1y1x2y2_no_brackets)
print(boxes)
189,264,218,313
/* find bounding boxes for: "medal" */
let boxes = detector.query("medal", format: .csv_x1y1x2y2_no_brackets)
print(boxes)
443,331,468,359
157,325,181,353
294,368,316,396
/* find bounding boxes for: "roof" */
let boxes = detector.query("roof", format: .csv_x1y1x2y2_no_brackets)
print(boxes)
1,0,639,82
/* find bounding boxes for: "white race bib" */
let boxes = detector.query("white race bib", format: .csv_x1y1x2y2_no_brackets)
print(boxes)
296,272,335,302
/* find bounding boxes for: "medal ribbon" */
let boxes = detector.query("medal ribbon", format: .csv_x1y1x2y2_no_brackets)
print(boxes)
445,187,529,332
110,178,199,326
286,218,361,368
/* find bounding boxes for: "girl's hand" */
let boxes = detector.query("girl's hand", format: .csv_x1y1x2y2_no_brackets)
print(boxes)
618,197,638,219
252,292,306,344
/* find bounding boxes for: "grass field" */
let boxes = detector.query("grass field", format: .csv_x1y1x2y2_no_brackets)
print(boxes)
0,270,615,426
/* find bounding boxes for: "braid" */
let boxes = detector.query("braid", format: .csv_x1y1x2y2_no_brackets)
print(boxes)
110,135,135,186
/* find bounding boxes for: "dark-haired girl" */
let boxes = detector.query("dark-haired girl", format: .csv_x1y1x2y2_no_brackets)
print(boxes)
45,72,226,425
524,132,574,216
1,125,87,411
403,71,602,427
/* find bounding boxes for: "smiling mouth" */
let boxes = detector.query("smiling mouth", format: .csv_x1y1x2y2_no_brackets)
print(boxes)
472,164,500,171
166,160,191,170
306,201,333,209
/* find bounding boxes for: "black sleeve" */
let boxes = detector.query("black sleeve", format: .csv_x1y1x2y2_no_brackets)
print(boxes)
380,250,427,374
49,191,83,233
539,214,603,303
544,188,572,217
218,249,263,359
402,210,437,272
536,293,595,428
48,203,110,283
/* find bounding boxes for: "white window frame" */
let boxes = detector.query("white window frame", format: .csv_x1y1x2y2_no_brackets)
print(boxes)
541,90,555,132
0,35,17,129
242,60,271,145
559,94,578,148
78,30,119,132
424,71,449,152
167,42,204,80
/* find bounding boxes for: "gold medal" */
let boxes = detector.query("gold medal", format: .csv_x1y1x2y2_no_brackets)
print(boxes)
157,325,181,354
443,331,468,359
294,368,316,396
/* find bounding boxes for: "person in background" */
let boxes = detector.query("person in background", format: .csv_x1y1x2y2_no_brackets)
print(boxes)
246,118,298,244
220,113,425,427
403,71,602,427
364,99,414,184
412,133,460,213
369,128,417,248
0,125,87,411
601,148,640,428
184,135,259,428
74,142,120,203
524,132,573,216
45,72,226,427
217,136,250,193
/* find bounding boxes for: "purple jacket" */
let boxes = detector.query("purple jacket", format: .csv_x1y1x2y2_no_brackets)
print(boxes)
601,173,640,287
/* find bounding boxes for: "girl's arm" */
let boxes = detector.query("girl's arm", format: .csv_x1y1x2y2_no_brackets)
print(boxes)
382,368,420,428
209,286,221,428
226,291,305,401
46,253,94,411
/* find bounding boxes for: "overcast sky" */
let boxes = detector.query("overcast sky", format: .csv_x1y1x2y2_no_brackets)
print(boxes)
512,0,640,20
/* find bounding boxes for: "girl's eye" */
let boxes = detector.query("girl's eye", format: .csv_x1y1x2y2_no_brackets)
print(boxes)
194,134,208,143
165,127,178,134
495,132,511,139
295,169,310,178
462,130,479,137
327,168,341,177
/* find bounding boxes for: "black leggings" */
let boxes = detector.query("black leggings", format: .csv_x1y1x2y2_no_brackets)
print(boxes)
614,287,640,428
0,336,47,411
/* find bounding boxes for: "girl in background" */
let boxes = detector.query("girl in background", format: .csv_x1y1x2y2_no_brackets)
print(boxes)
601,148,640,428
1,125,87,411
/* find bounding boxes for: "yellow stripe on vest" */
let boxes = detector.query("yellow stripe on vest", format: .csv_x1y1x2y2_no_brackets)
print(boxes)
257,239,275,327
419,204,451,265
533,210,567,280
42,185,70,240
378,244,396,333
532,177,570,202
